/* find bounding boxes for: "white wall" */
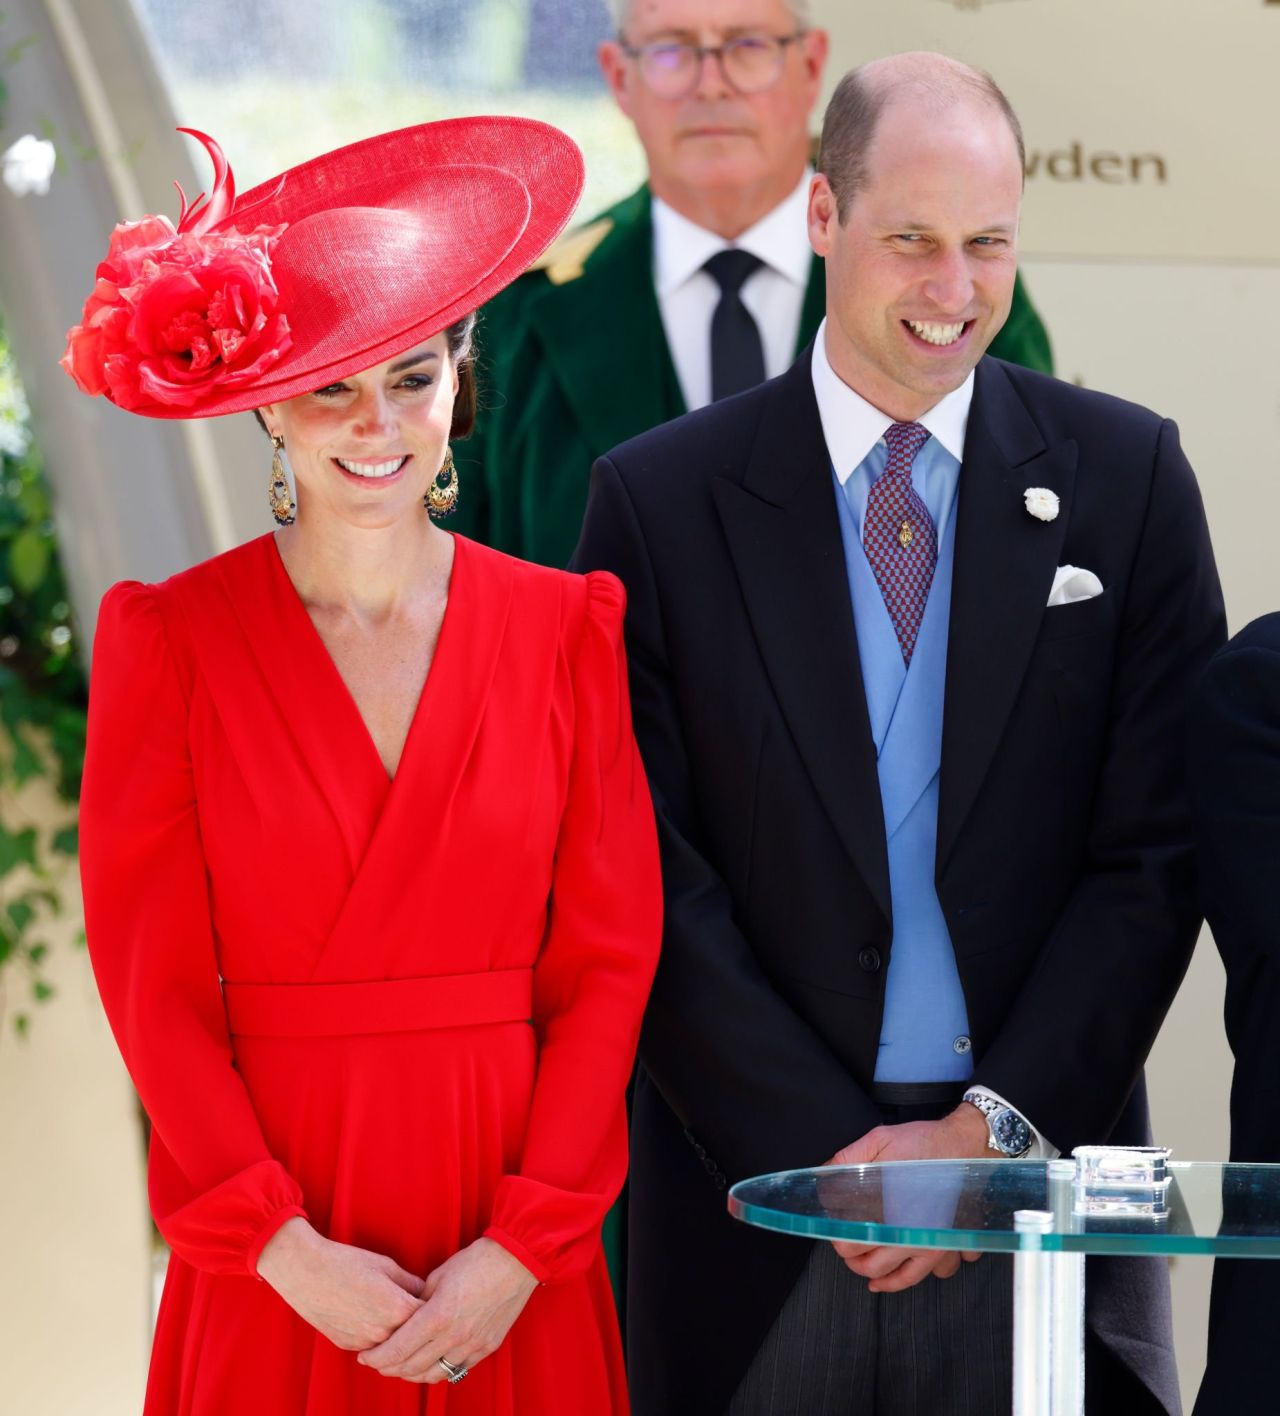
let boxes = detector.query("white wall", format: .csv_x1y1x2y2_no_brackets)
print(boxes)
0,773,149,1416
1018,253,1280,1399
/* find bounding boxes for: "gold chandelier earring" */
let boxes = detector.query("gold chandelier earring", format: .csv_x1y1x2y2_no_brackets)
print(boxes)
267,434,296,526
424,445,459,520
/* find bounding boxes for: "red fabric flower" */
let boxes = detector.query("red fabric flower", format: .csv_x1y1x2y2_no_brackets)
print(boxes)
59,131,292,414
61,219,291,413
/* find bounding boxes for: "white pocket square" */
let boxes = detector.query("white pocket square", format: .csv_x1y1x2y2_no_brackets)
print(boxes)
1046,565,1104,607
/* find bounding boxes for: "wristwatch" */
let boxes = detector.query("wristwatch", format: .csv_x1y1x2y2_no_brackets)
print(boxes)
962,1089,1033,1158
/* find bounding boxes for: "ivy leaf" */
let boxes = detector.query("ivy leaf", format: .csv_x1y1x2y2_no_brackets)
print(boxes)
0,823,36,876
16,480,47,522
0,306,89,1009
13,1012,29,1038
8,724,43,785
8,526,50,592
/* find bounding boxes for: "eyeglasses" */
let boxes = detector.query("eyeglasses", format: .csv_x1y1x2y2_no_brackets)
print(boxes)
619,32,806,98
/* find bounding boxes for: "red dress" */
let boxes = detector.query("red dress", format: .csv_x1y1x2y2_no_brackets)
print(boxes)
79,533,661,1415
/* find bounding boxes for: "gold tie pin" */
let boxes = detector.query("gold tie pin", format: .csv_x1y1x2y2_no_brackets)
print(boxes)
899,521,914,548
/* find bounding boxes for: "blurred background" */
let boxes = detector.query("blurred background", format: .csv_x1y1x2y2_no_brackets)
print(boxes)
0,0,1276,1410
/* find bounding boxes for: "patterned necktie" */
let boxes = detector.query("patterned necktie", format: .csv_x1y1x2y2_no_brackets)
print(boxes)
863,422,938,666
703,249,766,401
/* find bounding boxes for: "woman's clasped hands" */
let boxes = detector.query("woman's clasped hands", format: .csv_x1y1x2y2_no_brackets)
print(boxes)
358,1237,540,1385
257,1219,538,1384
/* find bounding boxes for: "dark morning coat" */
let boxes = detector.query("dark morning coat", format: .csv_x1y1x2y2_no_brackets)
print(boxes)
1188,615,1280,1416
572,349,1225,1415
456,183,1053,569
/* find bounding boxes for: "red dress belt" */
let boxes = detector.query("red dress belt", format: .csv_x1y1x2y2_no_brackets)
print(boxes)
222,968,535,1038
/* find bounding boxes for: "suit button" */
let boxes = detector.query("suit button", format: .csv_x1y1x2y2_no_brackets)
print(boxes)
858,947,882,973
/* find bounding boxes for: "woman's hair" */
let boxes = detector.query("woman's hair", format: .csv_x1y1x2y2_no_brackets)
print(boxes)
254,311,477,439
443,312,477,439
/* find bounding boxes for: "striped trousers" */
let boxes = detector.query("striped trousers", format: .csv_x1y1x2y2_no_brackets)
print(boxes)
726,1225,1014,1415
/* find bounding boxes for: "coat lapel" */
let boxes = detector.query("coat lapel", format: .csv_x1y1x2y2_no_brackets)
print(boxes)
937,359,1078,870
713,352,891,922
529,187,826,450
525,186,684,456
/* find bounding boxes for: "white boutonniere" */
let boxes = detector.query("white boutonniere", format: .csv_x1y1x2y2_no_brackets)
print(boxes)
1023,487,1060,523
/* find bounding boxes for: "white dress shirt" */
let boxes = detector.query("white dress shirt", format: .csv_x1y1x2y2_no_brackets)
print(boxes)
809,322,1058,1161
651,171,814,412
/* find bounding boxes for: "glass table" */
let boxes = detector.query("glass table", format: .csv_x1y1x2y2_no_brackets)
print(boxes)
729,1158,1280,1416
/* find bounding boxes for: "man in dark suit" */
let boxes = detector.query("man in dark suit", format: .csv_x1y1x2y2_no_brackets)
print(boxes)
459,0,1054,1309
454,0,1052,569
1188,620,1280,1415
574,50,1224,1416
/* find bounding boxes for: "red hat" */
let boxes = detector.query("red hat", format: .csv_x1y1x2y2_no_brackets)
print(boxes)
60,118,584,419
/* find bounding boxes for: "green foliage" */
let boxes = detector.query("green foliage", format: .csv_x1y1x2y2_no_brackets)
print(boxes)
0,311,87,1034
0,13,39,121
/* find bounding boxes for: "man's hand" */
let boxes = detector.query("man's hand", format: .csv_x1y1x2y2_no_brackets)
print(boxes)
825,1103,991,1293
829,1103,991,1168
357,1237,539,1384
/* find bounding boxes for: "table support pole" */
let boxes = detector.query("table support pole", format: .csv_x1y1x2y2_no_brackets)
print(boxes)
1013,1210,1053,1416
1047,1160,1086,1416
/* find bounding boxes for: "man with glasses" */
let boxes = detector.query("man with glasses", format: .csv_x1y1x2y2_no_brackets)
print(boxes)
454,0,1052,568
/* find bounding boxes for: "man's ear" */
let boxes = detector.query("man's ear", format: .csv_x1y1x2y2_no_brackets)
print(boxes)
598,40,635,118
801,28,829,91
807,173,840,257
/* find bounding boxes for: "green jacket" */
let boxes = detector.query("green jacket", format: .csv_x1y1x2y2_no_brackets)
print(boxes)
455,184,1054,567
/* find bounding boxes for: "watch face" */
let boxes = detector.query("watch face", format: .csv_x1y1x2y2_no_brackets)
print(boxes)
992,1109,1032,1157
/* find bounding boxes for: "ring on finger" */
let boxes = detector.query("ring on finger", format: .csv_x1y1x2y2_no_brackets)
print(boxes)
438,1357,469,1384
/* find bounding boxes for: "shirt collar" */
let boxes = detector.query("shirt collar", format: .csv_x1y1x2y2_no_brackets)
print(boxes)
810,317,975,484
651,169,814,297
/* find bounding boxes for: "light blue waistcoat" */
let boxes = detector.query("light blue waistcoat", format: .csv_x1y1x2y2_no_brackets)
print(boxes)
832,445,973,1083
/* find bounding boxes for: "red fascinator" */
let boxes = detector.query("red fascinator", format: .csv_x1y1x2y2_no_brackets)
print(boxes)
61,118,584,418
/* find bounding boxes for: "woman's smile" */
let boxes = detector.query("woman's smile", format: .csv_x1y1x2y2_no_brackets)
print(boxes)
333,454,411,481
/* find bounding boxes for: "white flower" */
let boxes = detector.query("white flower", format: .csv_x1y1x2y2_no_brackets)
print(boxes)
2,135,57,197
1023,486,1060,523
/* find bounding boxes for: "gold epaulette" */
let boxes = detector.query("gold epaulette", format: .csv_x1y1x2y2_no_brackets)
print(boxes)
531,217,614,286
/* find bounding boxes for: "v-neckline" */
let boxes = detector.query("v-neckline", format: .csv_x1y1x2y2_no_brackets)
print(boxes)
265,531,463,788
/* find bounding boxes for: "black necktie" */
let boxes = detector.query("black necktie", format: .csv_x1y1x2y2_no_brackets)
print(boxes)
704,249,766,401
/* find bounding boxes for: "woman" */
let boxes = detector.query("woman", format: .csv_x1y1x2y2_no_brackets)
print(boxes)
64,119,661,1413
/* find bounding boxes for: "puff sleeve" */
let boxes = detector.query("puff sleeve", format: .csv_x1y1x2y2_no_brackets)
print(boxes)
79,582,306,1275
484,571,662,1282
